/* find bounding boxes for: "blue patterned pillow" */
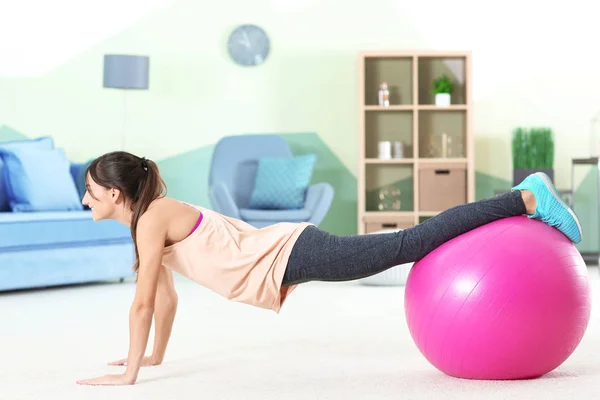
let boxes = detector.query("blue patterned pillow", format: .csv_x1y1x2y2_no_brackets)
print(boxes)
249,154,317,209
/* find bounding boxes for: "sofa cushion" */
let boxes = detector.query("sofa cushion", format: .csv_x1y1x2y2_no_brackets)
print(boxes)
0,211,132,251
0,146,83,212
0,136,54,212
239,208,311,222
248,154,317,210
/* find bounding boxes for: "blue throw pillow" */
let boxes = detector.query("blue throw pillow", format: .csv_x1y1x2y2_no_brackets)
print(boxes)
0,146,83,212
248,154,317,210
0,136,54,211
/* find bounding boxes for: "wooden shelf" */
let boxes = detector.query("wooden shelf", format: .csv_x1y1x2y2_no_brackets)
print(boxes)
363,211,415,218
360,50,470,58
364,105,414,111
365,158,415,164
364,158,467,164
418,105,467,110
418,211,441,217
364,105,467,111
363,211,446,219
419,158,468,164
357,50,474,234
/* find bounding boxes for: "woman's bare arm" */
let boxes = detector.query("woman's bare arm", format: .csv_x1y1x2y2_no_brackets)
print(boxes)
122,211,167,383
77,209,166,386
150,267,178,364
107,267,178,367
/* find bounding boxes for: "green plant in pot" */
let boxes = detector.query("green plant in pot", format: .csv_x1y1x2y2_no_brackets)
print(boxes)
512,127,554,186
432,74,454,107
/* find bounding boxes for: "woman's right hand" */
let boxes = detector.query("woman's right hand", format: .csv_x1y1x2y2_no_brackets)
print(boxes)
108,355,161,367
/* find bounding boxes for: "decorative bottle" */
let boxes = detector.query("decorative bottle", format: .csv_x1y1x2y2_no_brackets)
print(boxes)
378,82,390,107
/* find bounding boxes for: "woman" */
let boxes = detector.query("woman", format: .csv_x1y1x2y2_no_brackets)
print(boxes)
76,151,581,386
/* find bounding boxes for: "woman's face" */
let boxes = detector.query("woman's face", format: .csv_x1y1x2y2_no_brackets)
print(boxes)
82,173,119,221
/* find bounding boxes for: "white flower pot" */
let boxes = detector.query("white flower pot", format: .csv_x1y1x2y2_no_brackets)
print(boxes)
435,93,451,107
359,229,414,286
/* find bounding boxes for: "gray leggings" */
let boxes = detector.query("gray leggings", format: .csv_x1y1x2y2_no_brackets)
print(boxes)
281,191,527,286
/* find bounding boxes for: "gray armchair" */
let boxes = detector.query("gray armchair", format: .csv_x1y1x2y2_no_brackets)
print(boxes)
208,134,334,228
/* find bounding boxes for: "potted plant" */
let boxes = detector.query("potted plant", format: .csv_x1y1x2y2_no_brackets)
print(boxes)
512,127,555,186
432,74,454,106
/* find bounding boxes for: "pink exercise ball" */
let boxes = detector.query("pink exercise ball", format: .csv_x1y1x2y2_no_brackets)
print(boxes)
404,216,591,380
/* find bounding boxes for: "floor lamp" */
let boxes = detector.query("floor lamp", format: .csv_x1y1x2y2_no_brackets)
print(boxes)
103,54,150,151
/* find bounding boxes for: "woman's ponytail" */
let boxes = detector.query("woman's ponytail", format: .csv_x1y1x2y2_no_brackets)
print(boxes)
130,157,166,272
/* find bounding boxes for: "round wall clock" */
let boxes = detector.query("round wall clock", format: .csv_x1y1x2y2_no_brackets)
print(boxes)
227,24,270,66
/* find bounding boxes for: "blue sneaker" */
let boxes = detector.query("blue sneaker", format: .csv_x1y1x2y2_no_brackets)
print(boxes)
512,172,582,243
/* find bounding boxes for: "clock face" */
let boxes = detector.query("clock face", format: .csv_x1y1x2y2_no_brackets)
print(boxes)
227,24,270,66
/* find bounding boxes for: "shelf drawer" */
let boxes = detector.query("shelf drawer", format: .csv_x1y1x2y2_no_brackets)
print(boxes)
419,163,466,211
364,215,414,233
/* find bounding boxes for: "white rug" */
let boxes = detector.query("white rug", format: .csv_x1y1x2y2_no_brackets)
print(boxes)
2,267,600,400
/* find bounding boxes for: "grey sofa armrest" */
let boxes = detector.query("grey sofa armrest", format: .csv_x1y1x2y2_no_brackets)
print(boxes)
209,181,241,219
304,182,334,226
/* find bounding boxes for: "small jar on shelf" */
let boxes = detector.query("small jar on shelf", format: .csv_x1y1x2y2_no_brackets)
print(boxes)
378,82,390,107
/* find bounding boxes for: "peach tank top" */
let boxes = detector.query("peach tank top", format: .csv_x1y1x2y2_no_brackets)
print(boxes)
161,204,313,313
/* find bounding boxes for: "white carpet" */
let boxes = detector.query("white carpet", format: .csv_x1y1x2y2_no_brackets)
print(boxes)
2,267,600,400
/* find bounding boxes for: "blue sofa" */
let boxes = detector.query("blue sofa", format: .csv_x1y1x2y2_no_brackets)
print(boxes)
0,140,135,292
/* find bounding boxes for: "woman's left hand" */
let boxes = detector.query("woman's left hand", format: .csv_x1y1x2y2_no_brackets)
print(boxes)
76,373,135,386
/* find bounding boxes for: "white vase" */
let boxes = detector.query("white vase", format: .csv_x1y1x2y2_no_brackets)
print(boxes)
435,93,451,107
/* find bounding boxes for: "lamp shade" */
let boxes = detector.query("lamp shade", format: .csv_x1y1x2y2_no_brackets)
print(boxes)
103,54,149,89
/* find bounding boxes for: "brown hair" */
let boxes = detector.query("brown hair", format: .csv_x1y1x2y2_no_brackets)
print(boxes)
86,151,166,272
